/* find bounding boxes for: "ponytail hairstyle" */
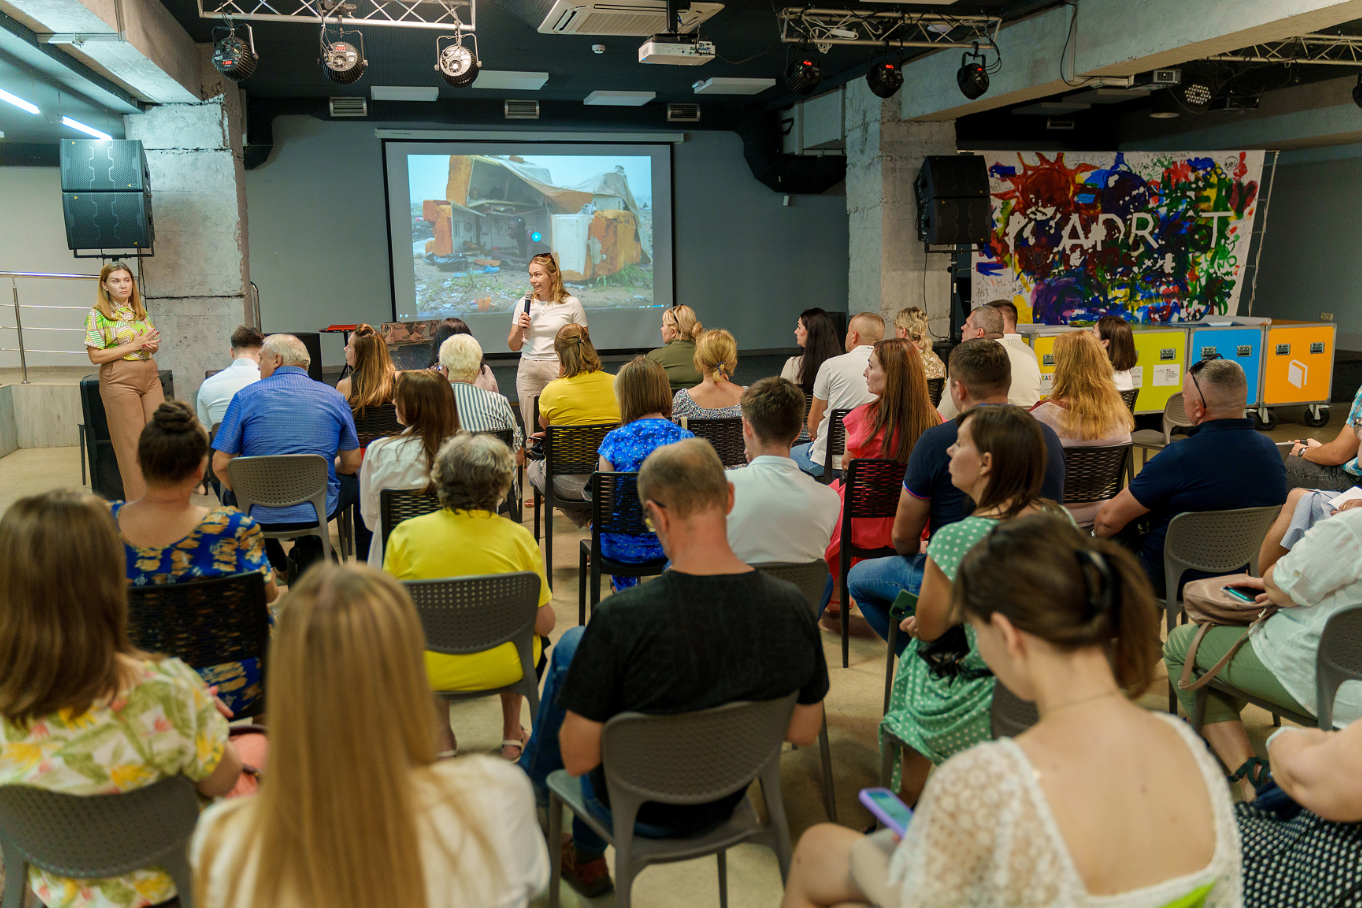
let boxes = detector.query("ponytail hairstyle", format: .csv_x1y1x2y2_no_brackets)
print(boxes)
554,324,602,378
528,253,567,304
346,324,397,416
953,513,1161,696
693,328,738,383
95,262,146,321
137,401,210,485
662,304,703,342
393,371,460,494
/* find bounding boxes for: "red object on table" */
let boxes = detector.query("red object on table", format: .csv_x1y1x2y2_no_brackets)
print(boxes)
320,325,358,333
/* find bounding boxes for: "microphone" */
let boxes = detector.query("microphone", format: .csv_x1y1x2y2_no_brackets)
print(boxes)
522,295,532,317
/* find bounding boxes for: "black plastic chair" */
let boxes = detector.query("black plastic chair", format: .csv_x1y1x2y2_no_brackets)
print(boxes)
819,408,852,485
1061,444,1131,522
578,472,667,624
1119,388,1138,414
473,426,523,522
352,401,402,448
534,422,617,584
927,377,945,408
126,572,270,720
838,458,908,668
379,488,443,559
883,590,917,713
679,416,747,468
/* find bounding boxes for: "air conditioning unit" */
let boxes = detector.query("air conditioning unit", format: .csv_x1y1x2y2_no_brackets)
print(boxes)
504,99,540,119
494,0,724,36
328,97,368,117
667,102,700,123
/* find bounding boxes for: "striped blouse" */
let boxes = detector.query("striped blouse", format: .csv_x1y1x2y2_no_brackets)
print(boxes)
450,380,523,449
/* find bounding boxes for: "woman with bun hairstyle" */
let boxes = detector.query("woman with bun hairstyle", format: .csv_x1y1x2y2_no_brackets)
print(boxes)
646,304,705,393
84,261,163,500
507,253,587,434
111,400,278,716
894,306,946,380
672,328,745,420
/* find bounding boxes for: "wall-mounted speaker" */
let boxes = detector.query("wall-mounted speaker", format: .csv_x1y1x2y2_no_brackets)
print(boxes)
920,197,992,246
60,139,150,192
915,155,988,200
61,191,155,251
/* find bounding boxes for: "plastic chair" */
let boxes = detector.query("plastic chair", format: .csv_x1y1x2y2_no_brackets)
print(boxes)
1119,388,1138,414
0,775,200,908
754,560,837,822
838,458,908,668
352,400,402,449
227,453,340,564
533,422,617,584
204,422,223,502
578,472,666,624
679,417,747,468
927,377,946,408
401,571,542,714
126,571,271,720
883,590,917,714
1160,505,1281,712
1131,392,1193,471
546,694,798,908
990,682,1039,738
474,426,522,521
818,408,852,485
379,488,443,559
1061,444,1131,521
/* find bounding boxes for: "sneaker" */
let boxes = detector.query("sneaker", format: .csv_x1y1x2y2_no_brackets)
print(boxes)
560,835,613,898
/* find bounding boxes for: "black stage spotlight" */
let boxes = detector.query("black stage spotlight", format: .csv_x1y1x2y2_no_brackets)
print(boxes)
1352,75,1362,110
867,60,903,99
320,22,367,85
211,21,257,83
957,48,989,100
436,34,480,87
1176,70,1214,114
786,55,821,96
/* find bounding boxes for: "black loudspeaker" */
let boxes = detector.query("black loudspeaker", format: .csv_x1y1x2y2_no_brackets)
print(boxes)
80,370,176,500
915,155,988,200
61,191,155,251
60,139,151,192
289,331,325,383
920,197,993,246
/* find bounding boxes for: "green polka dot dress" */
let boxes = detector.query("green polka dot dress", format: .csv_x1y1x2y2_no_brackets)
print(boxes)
881,516,998,785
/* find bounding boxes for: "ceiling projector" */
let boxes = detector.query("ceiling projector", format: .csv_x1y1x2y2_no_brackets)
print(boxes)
639,34,714,65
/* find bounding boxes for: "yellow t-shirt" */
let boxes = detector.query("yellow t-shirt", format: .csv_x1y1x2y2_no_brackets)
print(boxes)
384,508,550,691
538,370,620,426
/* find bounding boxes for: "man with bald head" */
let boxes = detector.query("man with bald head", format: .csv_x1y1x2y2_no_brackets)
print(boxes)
792,311,884,478
1095,357,1286,590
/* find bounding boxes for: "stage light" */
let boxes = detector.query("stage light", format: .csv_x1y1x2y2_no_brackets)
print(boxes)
0,88,40,115
436,34,480,87
956,50,989,100
320,21,367,85
866,60,903,99
1177,79,1213,113
62,116,111,140
785,56,821,96
212,22,258,83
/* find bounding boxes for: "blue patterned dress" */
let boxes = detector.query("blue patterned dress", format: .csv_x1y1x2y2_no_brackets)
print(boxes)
112,503,273,716
597,418,694,587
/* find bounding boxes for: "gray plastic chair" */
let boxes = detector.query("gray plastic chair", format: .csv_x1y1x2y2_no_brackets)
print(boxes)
1161,505,1280,712
754,560,837,822
1131,392,1193,472
227,453,339,564
402,571,542,714
546,694,798,908
0,776,199,908
990,682,1039,738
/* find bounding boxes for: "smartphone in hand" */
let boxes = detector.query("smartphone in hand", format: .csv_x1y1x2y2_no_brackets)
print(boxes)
859,787,913,837
1223,585,1260,604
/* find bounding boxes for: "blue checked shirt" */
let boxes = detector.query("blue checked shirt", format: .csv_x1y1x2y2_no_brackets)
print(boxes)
1345,384,1362,478
214,366,359,523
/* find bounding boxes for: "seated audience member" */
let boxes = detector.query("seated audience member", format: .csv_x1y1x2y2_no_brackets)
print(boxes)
213,334,362,579
645,304,704,393
783,515,1241,908
196,325,263,429
596,357,693,589
893,306,946,380
428,317,498,392
191,564,549,908
385,434,554,760
780,308,845,400
1165,505,1362,800
939,304,1042,418
847,340,1066,651
1257,486,1362,576
335,323,397,409
1030,330,1135,525
0,489,242,908
881,405,1056,805
727,377,840,564
672,328,745,419
527,325,620,524
1094,314,1138,391
439,334,522,450
1278,381,1362,492
114,401,278,716
1094,358,1286,592
821,339,940,627
517,439,829,897
359,371,460,566
792,312,885,478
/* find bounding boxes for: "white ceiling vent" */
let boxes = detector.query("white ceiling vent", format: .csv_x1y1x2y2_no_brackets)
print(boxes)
504,99,540,119
328,97,368,117
539,1,723,36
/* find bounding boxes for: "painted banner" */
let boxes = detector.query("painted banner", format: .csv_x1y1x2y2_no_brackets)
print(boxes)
971,150,1265,324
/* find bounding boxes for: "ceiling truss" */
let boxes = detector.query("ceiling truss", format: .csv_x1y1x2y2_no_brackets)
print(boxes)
1210,32,1362,66
197,0,473,31
777,7,1000,52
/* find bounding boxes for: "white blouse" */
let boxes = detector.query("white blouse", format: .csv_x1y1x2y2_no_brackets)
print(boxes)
1113,369,1135,391
359,435,433,566
512,295,586,361
886,713,1241,908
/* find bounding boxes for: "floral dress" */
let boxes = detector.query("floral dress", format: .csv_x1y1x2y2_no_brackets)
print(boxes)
112,504,273,716
84,305,155,361
596,418,694,588
671,387,744,420
0,658,229,908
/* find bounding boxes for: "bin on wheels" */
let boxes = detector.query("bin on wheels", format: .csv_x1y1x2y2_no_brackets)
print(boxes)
1128,326,1191,415
1186,322,1267,423
1260,321,1336,430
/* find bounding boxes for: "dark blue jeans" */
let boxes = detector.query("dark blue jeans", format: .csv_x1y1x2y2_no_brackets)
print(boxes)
847,553,927,656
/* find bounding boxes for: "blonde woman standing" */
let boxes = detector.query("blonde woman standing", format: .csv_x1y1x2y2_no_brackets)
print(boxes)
894,306,946,380
507,252,586,432
646,304,704,392
672,328,744,419
84,262,163,500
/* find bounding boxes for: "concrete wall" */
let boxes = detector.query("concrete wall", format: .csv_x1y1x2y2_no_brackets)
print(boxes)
244,117,848,364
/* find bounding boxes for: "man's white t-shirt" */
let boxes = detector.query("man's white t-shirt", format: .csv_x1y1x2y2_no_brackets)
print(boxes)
938,337,1043,419
512,296,587,361
196,357,261,429
728,455,841,564
811,345,878,469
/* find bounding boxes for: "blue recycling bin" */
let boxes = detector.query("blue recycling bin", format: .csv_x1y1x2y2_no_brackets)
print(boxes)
1186,325,1265,408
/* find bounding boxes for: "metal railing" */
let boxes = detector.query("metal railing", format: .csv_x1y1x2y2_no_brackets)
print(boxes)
1,271,102,384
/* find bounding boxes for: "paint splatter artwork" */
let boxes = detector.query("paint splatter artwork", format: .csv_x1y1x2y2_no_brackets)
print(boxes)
971,151,1265,324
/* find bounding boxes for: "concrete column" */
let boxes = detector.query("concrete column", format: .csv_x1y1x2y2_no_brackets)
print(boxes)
844,80,956,339
124,48,250,405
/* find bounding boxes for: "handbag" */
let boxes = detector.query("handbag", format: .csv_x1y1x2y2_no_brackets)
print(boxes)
1177,573,1281,693
915,625,993,682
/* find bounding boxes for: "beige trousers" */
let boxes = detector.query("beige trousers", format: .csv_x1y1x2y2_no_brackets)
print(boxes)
99,358,164,500
515,356,560,437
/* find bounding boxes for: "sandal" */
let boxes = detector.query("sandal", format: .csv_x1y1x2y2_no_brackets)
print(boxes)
1228,756,1272,789
501,726,529,761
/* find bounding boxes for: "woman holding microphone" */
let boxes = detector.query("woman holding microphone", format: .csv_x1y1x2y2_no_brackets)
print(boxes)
84,261,163,500
507,252,586,435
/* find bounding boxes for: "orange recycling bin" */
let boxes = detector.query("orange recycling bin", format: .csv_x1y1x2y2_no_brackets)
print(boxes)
1261,322,1335,420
